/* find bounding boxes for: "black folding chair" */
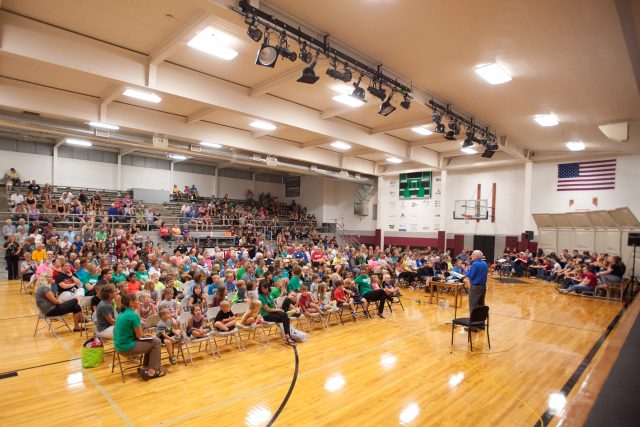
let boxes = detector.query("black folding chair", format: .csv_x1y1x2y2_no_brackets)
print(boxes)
450,305,490,352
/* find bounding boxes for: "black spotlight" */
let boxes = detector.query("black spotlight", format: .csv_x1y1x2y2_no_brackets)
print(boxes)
481,147,497,158
445,120,460,140
367,81,387,101
379,93,396,116
341,67,353,83
481,142,498,158
326,64,352,83
279,46,297,62
400,94,411,109
297,61,320,84
247,24,262,42
435,123,446,133
463,130,475,146
433,113,445,133
299,43,313,64
255,33,279,67
351,76,366,101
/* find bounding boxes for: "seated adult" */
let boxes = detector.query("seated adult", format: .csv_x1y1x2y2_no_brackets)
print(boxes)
95,284,117,339
20,252,37,283
54,262,82,299
597,256,624,283
34,274,84,331
257,280,297,346
114,294,164,380
355,268,390,318
28,180,40,195
5,167,21,190
559,265,597,294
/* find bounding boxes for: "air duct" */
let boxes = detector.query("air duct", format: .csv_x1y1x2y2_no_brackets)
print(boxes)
354,183,376,216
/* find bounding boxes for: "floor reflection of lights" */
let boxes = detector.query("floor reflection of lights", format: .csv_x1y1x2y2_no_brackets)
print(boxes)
245,405,271,427
399,403,420,425
66,372,84,390
380,353,397,369
547,392,567,415
324,374,346,393
448,372,464,388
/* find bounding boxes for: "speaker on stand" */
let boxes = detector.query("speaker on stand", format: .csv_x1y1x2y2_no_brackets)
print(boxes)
624,232,639,306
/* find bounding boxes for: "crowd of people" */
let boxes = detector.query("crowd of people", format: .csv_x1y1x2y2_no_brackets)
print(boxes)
494,247,627,295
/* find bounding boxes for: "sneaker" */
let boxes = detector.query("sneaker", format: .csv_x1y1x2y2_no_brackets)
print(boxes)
377,313,385,319
351,311,357,318
169,356,177,365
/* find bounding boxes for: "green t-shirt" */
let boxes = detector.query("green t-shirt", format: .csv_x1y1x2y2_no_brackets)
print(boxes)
136,271,150,282
258,293,275,317
236,268,246,281
82,273,99,286
95,231,107,242
355,274,372,296
287,276,301,293
255,266,265,278
114,308,141,352
112,272,127,284
270,287,282,299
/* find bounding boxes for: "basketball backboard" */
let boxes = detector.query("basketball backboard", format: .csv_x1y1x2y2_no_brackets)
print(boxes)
453,199,489,220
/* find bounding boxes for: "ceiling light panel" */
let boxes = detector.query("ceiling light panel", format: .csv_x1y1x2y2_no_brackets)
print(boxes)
65,138,92,147
330,141,352,150
411,126,433,136
123,88,161,103
200,141,222,148
188,27,239,61
386,157,402,164
88,121,119,130
566,141,585,151
474,63,512,85
250,120,277,131
332,94,364,107
533,114,559,127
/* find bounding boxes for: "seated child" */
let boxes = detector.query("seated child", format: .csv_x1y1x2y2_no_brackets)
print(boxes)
332,279,357,317
210,284,227,307
187,305,212,338
346,278,369,316
137,292,157,323
144,280,159,304
382,274,401,299
213,300,236,331
126,272,140,295
297,285,321,314
281,291,302,317
234,279,247,303
188,284,206,312
157,287,179,318
317,283,337,312
156,307,182,365
239,300,263,326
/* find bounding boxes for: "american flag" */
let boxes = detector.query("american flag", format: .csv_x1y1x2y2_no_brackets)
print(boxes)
557,159,616,191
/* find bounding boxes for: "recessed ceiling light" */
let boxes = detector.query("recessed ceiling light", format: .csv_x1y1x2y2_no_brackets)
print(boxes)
249,120,277,131
461,147,477,154
533,113,559,127
566,141,585,151
331,141,352,150
474,63,512,85
386,157,402,164
123,88,162,103
65,138,92,147
187,27,238,61
411,126,433,136
88,121,119,131
200,141,222,149
332,94,364,107
168,154,187,160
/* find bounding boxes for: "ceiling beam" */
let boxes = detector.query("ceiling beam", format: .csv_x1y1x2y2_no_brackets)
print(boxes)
369,117,432,135
252,129,276,138
147,11,216,86
0,12,440,168
343,147,379,157
409,135,446,147
301,137,333,148
99,84,124,121
320,100,381,120
185,107,218,124
119,148,137,156
249,64,308,97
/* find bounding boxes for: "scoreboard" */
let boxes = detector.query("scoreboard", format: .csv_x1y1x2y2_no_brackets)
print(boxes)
399,171,432,199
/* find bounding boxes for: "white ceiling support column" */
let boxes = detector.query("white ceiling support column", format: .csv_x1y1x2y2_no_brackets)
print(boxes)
213,167,219,198
52,139,65,186
185,107,218,124
117,149,136,191
249,65,307,97
369,118,431,135
0,13,440,167
146,11,216,87
498,135,529,161
170,161,174,190
522,161,533,232
99,85,124,121
377,175,385,248
439,170,447,232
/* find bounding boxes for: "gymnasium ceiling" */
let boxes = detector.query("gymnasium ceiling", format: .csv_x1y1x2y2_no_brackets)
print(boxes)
0,0,639,177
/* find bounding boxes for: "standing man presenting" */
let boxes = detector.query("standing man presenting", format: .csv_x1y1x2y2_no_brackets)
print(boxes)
464,250,488,316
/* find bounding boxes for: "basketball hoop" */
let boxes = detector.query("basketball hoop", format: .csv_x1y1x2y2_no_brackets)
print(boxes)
463,214,473,224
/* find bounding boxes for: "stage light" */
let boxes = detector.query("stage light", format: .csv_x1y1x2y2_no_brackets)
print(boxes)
326,63,352,83
351,75,366,102
379,94,396,117
433,113,446,134
400,95,411,109
445,121,459,140
299,43,313,64
297,61,320,84
279,46,297,62
481,140,499,158
462,139,474,148
367,81,387,101
247,23,262,42
255,32,278,67
463,129,475,147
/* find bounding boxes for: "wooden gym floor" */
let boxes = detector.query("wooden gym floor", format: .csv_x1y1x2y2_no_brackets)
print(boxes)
0,277,627,427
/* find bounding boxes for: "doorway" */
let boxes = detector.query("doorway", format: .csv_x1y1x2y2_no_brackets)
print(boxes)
473,235,495,263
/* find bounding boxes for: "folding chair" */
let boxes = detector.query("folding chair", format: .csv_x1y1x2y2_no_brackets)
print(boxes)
275,296,308,331
78,296,93,339
177,312,218,363
206,307,244,353
386,292,405,312
450,305,490,352
33,309,73,337
234,302,269,348
111,348,143,383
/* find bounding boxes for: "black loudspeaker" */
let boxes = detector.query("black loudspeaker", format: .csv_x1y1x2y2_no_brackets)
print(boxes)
628,232,640,246
525,230,534,241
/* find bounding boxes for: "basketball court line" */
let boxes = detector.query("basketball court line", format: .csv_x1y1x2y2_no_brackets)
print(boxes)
266,346,299,427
